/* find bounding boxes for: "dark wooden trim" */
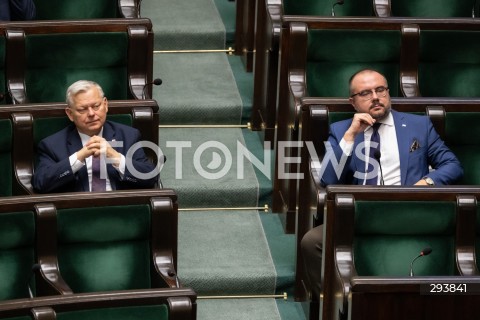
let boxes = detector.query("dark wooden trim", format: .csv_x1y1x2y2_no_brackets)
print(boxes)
0,288,196,319
5,29,27,104
400,24,420,97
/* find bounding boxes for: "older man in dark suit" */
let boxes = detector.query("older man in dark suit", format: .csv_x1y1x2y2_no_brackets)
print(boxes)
33,80,159,193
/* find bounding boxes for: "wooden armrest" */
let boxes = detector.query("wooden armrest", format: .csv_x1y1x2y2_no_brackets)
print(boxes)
151,197,180,288
5,30,27,104
34,203,73,296
128,25,152,99
11,112,34,195
119,0,140,18
400,24,420,97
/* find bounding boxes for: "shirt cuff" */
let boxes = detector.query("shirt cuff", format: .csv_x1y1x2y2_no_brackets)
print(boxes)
113,154,126,178
69,152,85,173
339,138,354,156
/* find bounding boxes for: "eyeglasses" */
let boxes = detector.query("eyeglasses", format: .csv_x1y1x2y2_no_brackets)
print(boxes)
350,86,389,101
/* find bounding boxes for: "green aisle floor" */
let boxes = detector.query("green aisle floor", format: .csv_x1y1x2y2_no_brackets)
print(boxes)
141,0,306,318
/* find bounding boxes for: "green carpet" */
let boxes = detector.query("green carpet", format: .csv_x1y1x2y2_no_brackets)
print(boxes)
153,53,243,125
197,299,281,320
141,0,226,50
158,128,259,208
213,0,237,46
178,210,277,295
228,55,254,124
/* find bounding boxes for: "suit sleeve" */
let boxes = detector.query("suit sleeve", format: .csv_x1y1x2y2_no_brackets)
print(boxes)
319,124,355,187
114,129,159,189
425,118,463,185
32,139,77,193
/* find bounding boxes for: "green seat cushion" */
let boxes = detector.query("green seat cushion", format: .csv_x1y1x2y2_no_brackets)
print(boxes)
391,0,473,17
57,304,168,320
354,201,456,276
57,205,152,293
419,31,480,97
445,112,480,185
0,211,36,300
307,30,401,97
25,33,129,103
0,120,12,196
35,0,120,19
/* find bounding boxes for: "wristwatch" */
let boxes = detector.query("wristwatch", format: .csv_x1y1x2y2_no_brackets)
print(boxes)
423,177,435,186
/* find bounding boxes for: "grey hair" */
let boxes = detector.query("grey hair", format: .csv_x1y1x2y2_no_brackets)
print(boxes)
66,80,104,107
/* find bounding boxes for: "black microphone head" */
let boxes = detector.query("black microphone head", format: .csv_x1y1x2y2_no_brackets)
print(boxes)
338,0,344,4
152,78,162,86
32,263,41,272
421,247,432,256
373,149,381,160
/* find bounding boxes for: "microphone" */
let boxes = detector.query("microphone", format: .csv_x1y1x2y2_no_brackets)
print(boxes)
142,78,163,99
331,0,344,16
27,263,41,298
373,149,384,185
409,247,432,277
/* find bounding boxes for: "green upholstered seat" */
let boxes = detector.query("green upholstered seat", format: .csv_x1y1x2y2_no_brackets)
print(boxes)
35,0,121,19
56,205,155,293
284,0,374,16
0,211,36,300
0,119,12,197
445,112,480,185
56,305,169,320
391,0,473,17
25,33,129,103
306,29,401,98
353,201,456,276
419,31,480,97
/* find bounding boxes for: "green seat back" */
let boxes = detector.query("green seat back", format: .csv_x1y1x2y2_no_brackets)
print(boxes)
353,201,456,276
0,211,36,300
419,31,480,97
307,30,401,97
445,112,480,185
0,37,5,105
25,33,129,103
391,0,473,17
35,0,120,19
284,0,374,16
57,205,152,293
57,305,169,320
0,120,12,196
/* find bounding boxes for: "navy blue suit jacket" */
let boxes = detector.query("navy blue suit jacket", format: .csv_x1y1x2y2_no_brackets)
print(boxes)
320,110,463,186
33,120,159,193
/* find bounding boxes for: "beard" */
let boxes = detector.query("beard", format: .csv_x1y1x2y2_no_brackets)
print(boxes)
369,101,391,120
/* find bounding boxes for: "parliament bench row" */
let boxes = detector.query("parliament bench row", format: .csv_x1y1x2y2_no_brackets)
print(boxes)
319,186,480,320
0,288,196,320
271,17,480,231
252,16,480,146
0,190,180,300
236,0,478,73
0,99,159,196
292,99,480,302
0,18,154,104
0,190,196,320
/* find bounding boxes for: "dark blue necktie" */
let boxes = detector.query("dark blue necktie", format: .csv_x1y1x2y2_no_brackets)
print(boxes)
365,123,381,185
91,156,106,192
